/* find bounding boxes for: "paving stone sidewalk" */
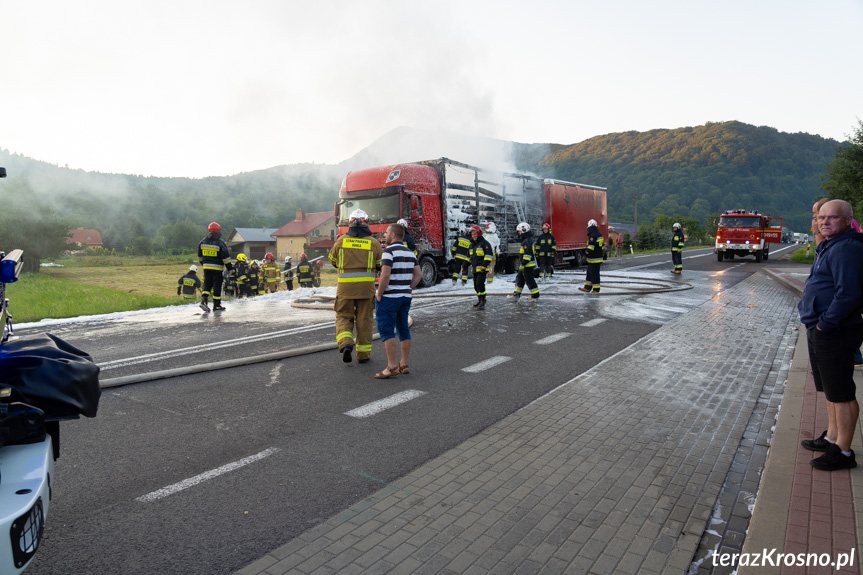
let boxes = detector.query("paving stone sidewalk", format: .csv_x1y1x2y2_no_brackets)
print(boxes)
237,271,800,575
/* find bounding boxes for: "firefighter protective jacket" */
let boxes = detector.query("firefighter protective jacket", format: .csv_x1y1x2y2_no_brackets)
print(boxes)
234,261,249,287
177,271,201,298
329,225,383,298
283,262,294,281
671,230,685,253
247,265,260,289
197,232,232,272
586,226,605,264
451,233,472,262
518,231,537,269
261,260,280,286
470,236,493,271
297,258,314,284
536,232,557,258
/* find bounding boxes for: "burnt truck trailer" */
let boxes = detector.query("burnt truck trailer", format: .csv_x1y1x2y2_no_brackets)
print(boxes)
334,157,607,286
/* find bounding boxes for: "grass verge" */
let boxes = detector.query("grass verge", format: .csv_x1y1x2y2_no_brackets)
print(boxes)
6,273,183,323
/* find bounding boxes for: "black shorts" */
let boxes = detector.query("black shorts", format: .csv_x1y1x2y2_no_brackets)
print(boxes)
807,324,863,403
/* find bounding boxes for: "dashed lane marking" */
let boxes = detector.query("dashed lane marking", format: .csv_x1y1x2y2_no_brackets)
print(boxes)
535,333,572,345
462,356,512,373
136,447,281,503
580,319,607,327
344,390,427,418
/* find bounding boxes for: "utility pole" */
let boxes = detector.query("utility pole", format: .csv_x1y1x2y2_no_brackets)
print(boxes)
634,192,638,230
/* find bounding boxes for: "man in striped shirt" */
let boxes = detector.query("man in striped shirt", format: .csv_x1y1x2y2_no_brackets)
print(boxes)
374,224,422,379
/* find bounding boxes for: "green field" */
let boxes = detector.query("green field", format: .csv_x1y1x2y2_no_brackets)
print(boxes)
6,255,338,323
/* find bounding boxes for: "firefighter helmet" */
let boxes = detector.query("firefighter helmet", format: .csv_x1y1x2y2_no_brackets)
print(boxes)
285,255,291,262
542,222,551,231
236,253,247,262
485,222,497,234
189,265,198,272
397,218,409,229
208,222,221,233
265,252,274,261
587,219,598,228
673,222,681,231
349,209,368,226
516,222,530,234
301,253,307,259
470,224,483,236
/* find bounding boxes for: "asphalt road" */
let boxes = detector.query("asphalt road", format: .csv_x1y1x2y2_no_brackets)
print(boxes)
21,245,806,575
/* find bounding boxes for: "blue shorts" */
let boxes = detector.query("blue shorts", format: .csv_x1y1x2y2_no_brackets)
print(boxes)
376,296,412,342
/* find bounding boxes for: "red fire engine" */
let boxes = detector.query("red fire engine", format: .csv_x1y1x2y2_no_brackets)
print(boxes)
715,209,783,262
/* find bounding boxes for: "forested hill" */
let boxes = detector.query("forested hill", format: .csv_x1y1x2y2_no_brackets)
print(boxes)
515,121,841,232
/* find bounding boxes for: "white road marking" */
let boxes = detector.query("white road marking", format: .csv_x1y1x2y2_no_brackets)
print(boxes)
344,390,427,418
535,333,571,345
136,447,281,503
580,318,607,327
462,356,512,373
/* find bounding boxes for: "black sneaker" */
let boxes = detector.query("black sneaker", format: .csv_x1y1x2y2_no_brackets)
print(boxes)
341,345,353,363
801,430,830,452
810,443,857,471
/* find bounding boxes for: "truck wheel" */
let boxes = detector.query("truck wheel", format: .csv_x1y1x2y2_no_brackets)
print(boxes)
504,257,517,274
717,251,723,262
764,248,769,261
418,257,438,288
755,250,763,263
574,251,587,267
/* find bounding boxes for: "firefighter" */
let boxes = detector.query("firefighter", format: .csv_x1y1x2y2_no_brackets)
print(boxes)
177,265,202,302
536,222,557,281
397,218,417,256
283,256,294,290
671,222,685,274
469,224,493,309
297,254,314,288
235,253,251,298
484,221,500,283
197,222,232,312
579,219,605,293
451,229,472,286
261,252,280,293
314,259,324,287
223,266,237,299
247,260,261,296
329,209,383,364
509,222,540,301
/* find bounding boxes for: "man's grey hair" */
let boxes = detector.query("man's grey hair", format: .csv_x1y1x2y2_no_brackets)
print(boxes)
822,199,854,218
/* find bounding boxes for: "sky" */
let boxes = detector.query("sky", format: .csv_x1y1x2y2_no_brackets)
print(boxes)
1,0,861,178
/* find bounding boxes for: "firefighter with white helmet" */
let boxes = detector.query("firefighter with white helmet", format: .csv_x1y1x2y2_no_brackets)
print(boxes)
671,222,685,274
509,222,540,301
579,219,605,293
282,255,294,290
197,222,232,312
397,218,416,255
177,264,202,302
329,208,383,364
484,221,500,283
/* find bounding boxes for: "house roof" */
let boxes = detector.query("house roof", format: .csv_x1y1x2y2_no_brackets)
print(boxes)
228,228,279,243
306,239,336,249
273,211,335,237
66,228,103,246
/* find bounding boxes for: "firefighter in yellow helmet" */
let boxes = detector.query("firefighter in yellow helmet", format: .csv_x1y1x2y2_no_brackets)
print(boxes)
328,209,383,364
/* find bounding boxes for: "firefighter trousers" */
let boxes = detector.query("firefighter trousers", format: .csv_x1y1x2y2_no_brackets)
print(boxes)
334,296,375,360
202,269,224,305
514,267,539,298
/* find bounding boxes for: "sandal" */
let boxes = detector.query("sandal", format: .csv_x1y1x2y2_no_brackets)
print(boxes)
374,366,400,379
398,364,410,374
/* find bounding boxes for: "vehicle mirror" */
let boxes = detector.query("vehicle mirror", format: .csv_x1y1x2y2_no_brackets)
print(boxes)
0,167,6,178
